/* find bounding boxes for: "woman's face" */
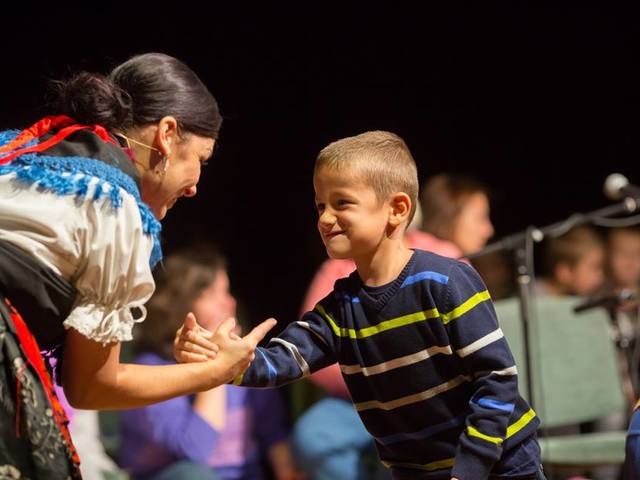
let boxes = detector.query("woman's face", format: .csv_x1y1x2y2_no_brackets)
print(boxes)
451,193,494,255
192,270,237,332
141,133,215,220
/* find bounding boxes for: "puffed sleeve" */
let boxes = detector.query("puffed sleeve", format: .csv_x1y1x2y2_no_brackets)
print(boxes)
63,180,155,344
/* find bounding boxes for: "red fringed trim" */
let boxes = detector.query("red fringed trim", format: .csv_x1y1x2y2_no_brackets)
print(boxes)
0,115,117,165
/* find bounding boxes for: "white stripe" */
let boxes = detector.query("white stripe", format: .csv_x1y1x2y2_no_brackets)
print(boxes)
341,345,453,376
269,338,310,377
354,375,472,411
456,328,504,358
296,321,329,346
474,365,518,378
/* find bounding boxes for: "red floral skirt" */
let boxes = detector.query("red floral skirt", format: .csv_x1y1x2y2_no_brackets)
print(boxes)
0,297,81,479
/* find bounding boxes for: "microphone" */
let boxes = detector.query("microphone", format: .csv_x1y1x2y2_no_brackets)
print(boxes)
573,289,637,314
603,173,640,201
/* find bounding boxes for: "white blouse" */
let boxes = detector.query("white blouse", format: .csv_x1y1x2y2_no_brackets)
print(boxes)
0,172,155,344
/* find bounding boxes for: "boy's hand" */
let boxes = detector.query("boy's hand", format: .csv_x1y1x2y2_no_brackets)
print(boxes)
211,317,278,383
174,312,219,363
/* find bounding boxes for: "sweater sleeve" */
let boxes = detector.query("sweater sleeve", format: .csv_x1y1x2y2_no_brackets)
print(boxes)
439,262,520,480
234,293,340,388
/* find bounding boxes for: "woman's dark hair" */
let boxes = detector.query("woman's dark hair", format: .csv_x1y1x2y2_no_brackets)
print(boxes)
51,53,222,138
133,244,227,359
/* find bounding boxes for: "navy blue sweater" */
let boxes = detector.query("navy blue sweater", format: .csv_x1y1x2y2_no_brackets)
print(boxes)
236,250,540,479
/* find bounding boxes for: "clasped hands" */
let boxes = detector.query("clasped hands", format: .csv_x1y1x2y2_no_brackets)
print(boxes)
173,312,276,382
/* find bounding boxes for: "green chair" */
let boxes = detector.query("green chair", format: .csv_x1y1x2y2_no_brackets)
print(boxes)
494,296,627,468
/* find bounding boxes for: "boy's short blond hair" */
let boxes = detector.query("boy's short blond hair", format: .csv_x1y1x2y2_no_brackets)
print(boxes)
314,130,419,225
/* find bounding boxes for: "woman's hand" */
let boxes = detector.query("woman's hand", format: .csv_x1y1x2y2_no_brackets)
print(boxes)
174,312,219,363
208,317,277,383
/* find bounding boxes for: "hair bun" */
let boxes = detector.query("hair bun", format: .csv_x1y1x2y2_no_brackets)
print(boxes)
51,72,133,130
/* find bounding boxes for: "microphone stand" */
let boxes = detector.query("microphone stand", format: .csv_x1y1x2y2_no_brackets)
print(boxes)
465,196,640,410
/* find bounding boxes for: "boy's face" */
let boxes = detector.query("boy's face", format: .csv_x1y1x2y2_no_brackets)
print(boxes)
608,231,640,289
314,166,390,260
559,248,605,296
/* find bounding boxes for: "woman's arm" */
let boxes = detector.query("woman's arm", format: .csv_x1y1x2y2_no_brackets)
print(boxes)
62,317,275,409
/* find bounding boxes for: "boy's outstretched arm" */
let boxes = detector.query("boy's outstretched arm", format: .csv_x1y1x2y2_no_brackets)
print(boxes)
231,307,339,387
174,300,339,388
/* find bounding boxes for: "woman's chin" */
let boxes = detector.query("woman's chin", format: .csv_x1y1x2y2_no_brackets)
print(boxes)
153,205,168,220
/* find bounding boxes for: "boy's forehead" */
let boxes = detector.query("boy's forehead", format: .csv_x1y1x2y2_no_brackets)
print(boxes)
314,165,364,186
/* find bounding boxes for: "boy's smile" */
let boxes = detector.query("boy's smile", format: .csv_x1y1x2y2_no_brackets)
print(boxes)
314,166,390,261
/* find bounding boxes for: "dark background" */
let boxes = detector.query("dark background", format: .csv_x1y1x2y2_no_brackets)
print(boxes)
1,3,639,331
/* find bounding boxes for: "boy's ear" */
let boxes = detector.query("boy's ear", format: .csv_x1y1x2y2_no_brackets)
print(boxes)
389,192,412,227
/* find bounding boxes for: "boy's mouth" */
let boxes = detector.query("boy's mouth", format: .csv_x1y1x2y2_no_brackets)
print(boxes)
325,230,345,240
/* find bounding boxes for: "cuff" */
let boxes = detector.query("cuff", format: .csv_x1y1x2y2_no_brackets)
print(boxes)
230,372,244,385
64,302,144,344
450,445,495,480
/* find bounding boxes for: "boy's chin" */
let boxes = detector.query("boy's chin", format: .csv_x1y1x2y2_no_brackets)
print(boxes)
326,249,352,260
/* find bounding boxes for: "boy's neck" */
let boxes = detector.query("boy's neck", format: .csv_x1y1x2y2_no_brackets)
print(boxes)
354,239,414,287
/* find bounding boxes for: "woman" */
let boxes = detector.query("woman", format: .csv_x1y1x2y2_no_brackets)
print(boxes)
120,245,301,480
0,53,274,479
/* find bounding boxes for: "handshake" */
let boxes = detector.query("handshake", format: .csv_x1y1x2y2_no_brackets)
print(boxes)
173,313,277,384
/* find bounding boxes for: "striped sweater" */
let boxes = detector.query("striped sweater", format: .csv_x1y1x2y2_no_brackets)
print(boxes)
236,249,540,479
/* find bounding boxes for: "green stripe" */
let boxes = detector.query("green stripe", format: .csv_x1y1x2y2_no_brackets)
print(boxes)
380,410,536,471
465,407,537,449
315,289,491,339
506,408,537,438
315,304,439,339
441,290,491,325
467,425,503,445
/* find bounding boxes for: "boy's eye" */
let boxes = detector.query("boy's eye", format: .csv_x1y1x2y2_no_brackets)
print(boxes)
316,203,325,213
337,199,352,207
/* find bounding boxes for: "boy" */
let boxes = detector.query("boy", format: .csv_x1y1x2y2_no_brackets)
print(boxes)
537,225,605,297
179,131,542,479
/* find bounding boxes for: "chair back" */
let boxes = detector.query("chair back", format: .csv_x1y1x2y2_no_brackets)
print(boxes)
494,296,626,428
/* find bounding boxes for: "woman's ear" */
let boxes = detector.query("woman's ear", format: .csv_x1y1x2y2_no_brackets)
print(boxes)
389,192,412,227
154,116,179,156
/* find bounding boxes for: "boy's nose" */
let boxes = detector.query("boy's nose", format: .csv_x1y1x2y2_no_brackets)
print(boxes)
318,210,336,230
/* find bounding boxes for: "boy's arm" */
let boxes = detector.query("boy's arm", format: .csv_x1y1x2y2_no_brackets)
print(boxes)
234,302,340,388
440,262,523,480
